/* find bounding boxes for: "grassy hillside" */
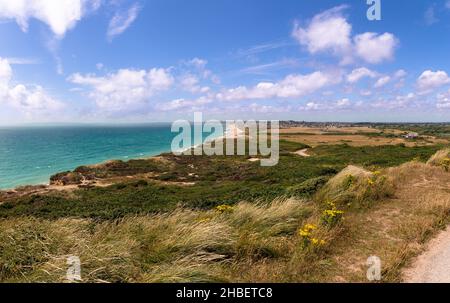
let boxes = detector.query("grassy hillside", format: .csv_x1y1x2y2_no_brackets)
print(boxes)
0,142,442,220
0,157,449,282
0,128,448,283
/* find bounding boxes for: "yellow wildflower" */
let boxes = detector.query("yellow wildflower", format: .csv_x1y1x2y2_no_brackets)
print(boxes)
304,224,317,231
215,204,234,213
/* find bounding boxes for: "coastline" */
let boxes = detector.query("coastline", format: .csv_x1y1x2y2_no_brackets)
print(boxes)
0,125,241,192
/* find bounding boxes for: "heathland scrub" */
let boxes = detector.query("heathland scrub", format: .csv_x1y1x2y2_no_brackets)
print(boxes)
0,142,449,282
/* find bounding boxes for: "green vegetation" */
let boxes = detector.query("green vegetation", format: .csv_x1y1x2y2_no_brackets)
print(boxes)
0,142,443,220
1,156,449,283
0,125,449,283
374,123,450,138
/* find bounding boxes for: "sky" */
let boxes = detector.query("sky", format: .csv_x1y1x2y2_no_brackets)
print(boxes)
0,0,450,124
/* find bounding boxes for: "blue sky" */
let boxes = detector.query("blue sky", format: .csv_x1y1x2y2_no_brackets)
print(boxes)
1,0,450,124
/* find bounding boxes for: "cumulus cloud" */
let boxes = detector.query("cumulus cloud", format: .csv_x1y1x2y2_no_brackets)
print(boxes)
292,5,352,64
187,57,208,70
248,103,291,113
371,93,416,109
354,33,398,64
437,90,450,109
347,67,377,83
177,58,219,93
299,98,353,111
0,57,12,82
184,57,220,83
0,0,100,37
336,98,351,108
180,74,210,94
374,76,391,88
394,69,407,79
0,58,63,115
107,2,141,41
292,6,398,65
416,70,450,94
157,97,212,111
216,71,341,101
68,67,174,111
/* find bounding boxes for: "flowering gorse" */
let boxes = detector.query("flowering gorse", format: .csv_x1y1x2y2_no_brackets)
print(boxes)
441,157,450,172
298,224,326,249
321,200,344,227
215,204,234,213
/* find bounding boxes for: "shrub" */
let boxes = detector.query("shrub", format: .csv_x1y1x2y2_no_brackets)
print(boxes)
320,201,344,227
315,165,394,209
287,176,331,197
427,148,450,168
298,224,326,249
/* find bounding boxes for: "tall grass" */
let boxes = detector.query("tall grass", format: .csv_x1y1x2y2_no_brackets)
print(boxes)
0,198,315,283
314,165,394,209
1,150,449,283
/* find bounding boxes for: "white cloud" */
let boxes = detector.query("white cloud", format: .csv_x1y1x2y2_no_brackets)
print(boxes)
216,71,341,101
354,32,398,64
371,93,416,109
180,74,210,94
179,58,217,93
299,98,353,111
68,67,174,111
303,102,322,111
292,5,352,64
360,89,372,96
157,97,212,111
416,70,450,94
394,69,407,79
374,76,391,88
347,67,377,83
0,58,63,115
0,57,12,82
437,90,450,109
7,84,63,112
5,57,40,65
239,59,299,75
185,57,220,82
0,0,100,37
336,98,351,108
293,6,398,65
107,3,141,41
248,103,291,113
187,58,208,69
424,6,439,25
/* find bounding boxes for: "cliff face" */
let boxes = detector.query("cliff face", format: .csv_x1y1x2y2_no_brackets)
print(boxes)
50,171,83,186
49,158,167,186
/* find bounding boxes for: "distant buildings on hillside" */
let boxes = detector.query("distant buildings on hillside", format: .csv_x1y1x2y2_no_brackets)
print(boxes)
404,132,419,139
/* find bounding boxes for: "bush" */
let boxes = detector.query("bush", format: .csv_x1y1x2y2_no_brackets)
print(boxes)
287,176,331,197
320,201,344,228
315,166,394,209
427,148,450,171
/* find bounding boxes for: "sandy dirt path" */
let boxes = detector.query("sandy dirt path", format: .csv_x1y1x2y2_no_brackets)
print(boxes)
403,226,450,283
293,149,310,157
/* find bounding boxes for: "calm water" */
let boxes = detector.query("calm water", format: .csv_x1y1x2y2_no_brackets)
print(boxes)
0,124,212,189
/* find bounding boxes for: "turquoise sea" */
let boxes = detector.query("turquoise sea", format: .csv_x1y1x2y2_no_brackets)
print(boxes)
0,124,212,190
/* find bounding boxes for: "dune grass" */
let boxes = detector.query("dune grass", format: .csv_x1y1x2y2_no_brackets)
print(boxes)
0,198,318,283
